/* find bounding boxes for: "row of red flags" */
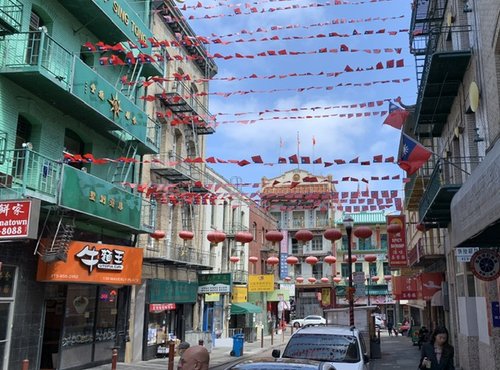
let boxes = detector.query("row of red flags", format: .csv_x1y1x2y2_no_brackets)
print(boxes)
126,59,406,85
180,0,392,11
93,45,404,66
85,29,407,52
261,190,399,200
180,0,393,20
64,152,402,167
162,15,406,38
146,78,411,102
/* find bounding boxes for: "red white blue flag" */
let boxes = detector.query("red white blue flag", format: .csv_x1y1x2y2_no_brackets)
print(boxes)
398,133,432,175
383,102,410,129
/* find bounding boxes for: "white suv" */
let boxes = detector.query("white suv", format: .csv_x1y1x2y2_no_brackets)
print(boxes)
273,325,369,370
290,315,327,328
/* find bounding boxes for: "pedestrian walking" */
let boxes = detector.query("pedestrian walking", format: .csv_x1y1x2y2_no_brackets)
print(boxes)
419,326,454,370
387,320,394,336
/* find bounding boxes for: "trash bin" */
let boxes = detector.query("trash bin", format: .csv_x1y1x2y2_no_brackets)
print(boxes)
230,334,245,357
370,337,381,359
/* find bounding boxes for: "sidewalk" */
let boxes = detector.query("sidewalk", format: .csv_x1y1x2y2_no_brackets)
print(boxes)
370,330,422,369
85,329,291,370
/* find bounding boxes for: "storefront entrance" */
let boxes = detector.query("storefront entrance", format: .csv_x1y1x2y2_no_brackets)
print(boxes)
40,284,127,370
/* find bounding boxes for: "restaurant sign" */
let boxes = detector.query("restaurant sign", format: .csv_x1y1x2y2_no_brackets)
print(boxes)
0,199,40,240
37,241,143,285
387,215,408,267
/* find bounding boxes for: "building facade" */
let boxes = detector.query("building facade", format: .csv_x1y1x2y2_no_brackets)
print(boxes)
407,0,500,369
0,1,161,369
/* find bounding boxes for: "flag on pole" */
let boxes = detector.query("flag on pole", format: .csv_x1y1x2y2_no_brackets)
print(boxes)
398,133,432,175
383,102,410,129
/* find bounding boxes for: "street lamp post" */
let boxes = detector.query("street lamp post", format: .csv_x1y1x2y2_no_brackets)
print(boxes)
344,216,355,327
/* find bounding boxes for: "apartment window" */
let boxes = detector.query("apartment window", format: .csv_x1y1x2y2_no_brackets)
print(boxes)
355,263,363,272
369,264,377,277
291,238,299,255
380,234,388,249
357,235,373,250
295,264,302,277
312,263,323,279
383,262,390,276
315,211,328,227
311,236,322,251
210,206,216,227
341,263,348,278
341,236,348,251
270,212,281,228
252,222,257,240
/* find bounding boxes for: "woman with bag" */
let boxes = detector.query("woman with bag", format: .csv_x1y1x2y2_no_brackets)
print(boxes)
419,326,455,370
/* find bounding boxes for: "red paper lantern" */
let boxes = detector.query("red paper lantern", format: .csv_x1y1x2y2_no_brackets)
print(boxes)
371,276,380,282
265,230,284,243
384,275,392,281
150,230,166,239
235,231,253,244
249,256,259,264
266,256,279,266
179,230,194,240
295,229,313,243
207,231,226,244
354,226,372,239
333,276,342,283
286,256,299,265
345,255,357,263
296,277,304,283
305,256,318,265
308,277,317,283
416,223,426,232
320,277,330,283
229,256,240,263
364,254,377,263
387,223,402,234
324,228,342,242
324,255,337,265
284,276,292,282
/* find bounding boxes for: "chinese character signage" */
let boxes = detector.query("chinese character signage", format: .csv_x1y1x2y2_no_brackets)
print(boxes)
0,199,40,240
150,279,198,303
232,285,248,303
387,215,407,267
197,273,232,293
279,252,288,280
149,303,176,312
60,166,143,231
455,247,479,263
392,275,418,300
36,241,143,285
248,274,274,292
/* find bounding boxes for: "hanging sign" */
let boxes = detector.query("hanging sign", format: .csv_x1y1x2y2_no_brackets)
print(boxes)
0,199,40,240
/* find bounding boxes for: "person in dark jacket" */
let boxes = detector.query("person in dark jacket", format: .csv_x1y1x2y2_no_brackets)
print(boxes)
418,326,429,350
419,326,454,370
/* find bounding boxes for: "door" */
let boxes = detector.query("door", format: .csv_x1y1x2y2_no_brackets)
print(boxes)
40,299,65,369
0,265,16,370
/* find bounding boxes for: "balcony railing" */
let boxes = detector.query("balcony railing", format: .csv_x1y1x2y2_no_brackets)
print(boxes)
145,241,214,268
232,269,248,283
0,148,155,232
0,0,22,35
0,148,62,203
419,157,481,226
0,31,159,154
151,151,213,191
0,31,72,88
158,79,215,134
408,234,446,267
225,223,249,236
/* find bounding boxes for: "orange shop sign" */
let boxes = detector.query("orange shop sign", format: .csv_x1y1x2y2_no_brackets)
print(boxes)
37,241,143,285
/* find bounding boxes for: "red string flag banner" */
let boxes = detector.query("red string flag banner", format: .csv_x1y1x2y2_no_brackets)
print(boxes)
398,133,433,175
383,102,410,129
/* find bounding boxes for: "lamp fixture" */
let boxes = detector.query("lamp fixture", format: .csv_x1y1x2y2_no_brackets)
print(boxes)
463,1,472,13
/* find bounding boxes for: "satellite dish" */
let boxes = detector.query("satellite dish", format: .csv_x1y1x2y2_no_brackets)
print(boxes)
468,81,479,113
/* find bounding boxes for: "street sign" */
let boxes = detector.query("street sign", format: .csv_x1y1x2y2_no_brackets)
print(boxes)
455,247,479,263
353,272,365,284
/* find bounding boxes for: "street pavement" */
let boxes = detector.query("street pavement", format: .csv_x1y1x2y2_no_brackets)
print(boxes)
85,328,422,370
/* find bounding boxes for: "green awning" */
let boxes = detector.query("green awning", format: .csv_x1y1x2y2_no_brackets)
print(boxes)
231,302,262,314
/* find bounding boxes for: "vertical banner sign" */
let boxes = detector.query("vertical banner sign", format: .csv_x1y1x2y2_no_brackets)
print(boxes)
280,232,289,279
387,215,407,267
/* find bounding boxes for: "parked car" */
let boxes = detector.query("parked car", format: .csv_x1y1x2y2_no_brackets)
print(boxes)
290,315,327,328
224,358,337,370
272,325,369,370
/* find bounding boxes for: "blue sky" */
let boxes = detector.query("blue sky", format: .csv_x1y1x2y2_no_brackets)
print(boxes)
180,0,417,203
